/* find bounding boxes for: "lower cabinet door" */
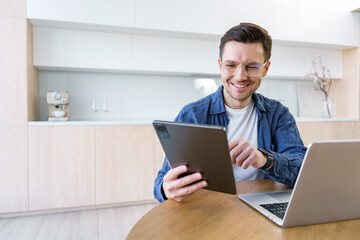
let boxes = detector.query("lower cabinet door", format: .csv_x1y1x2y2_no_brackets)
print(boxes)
0,127,28,213
96,125,155,204
28,126,95,211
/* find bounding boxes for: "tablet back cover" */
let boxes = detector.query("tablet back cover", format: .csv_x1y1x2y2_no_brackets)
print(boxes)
153,120,236,195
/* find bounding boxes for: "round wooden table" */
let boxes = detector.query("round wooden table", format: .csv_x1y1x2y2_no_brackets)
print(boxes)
127,180,360,239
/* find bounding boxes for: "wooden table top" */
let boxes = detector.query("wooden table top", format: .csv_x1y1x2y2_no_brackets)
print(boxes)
127,180,360,240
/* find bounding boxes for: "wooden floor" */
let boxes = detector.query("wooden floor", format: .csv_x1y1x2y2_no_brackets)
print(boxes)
0,203,158,240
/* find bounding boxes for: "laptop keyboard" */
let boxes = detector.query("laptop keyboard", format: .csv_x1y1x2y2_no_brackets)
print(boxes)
260,202,289,220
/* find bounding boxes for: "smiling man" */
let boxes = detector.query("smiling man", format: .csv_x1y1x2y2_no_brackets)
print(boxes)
154,23,307,203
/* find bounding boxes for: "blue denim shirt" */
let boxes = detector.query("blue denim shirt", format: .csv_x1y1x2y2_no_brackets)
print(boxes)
154,86,307,202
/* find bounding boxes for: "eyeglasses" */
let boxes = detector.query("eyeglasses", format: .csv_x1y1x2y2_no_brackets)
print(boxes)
220,61,268,77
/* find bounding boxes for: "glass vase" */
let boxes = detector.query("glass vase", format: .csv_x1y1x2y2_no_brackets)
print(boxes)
320,97,333,118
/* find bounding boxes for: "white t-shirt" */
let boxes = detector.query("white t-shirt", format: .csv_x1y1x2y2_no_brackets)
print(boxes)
225,100,265,181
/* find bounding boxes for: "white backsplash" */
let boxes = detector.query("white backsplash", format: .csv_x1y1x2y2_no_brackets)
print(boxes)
39,71,300,121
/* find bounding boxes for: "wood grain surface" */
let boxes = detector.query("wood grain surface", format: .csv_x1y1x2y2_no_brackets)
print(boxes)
127,180,360,240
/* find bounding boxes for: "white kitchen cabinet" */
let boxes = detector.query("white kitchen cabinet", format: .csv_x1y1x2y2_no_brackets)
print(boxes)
27,0,359,49
222,0,300,43
0,127,28,213
222,0,359,48
28,126,96,211
33,26,216,74
133,35,215,74
95,125,155,204
212,41,220,73
297,6,360,47
27,0,135,28
135,0,223,35
268,45,342,79
33,27,132,70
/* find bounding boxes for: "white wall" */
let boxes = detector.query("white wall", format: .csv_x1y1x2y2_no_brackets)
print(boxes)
39,71,301,121
269,45,342,78
39,72,221,121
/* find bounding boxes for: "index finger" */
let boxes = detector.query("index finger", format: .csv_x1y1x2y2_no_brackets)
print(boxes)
168,165,188,180
229,138,241,151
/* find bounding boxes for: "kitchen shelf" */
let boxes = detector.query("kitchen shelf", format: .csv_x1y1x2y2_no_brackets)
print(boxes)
36,66,332,81
295,118,359,123
35,65,220,78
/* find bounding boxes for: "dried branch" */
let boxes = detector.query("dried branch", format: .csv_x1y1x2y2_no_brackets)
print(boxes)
303,56,334,117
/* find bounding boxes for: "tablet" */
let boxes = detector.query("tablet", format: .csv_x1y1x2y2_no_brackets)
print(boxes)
153,120,236,195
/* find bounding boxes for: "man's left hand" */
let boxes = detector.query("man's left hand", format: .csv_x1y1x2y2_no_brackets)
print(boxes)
229,138,267,169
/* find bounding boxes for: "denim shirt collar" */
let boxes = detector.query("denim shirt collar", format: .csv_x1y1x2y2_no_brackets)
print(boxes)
252,92,266,113
210,86,267,114
209,86,226,115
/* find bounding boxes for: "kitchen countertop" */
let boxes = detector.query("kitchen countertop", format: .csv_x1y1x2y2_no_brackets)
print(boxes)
28,120,158,126
28,118,359,126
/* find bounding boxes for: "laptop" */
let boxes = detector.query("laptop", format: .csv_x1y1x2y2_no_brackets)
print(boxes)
153,120,237,195
238,140,360,227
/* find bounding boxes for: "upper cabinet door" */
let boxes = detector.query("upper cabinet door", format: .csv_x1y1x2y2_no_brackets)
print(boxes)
0,17,27,126
33,27,132,70
133,35,215,74
135,0,223,35
27,0,135,28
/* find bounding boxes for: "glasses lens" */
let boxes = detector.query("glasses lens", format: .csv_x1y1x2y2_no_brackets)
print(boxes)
223,63,237,75
245,63,261,77
222,62,262,77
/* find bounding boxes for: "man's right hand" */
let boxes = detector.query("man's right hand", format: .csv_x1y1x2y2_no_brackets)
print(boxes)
162,165,208,203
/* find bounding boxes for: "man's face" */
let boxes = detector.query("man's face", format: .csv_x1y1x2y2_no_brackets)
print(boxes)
219,41,270,109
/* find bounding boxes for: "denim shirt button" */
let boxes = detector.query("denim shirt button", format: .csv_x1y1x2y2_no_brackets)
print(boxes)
277,169,282,175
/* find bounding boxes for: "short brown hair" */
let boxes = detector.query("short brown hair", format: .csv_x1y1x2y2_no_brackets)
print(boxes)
219,22,272,62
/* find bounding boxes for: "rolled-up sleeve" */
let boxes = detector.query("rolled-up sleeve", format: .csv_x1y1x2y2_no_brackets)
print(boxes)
154,158,171,202
260,104,307,187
